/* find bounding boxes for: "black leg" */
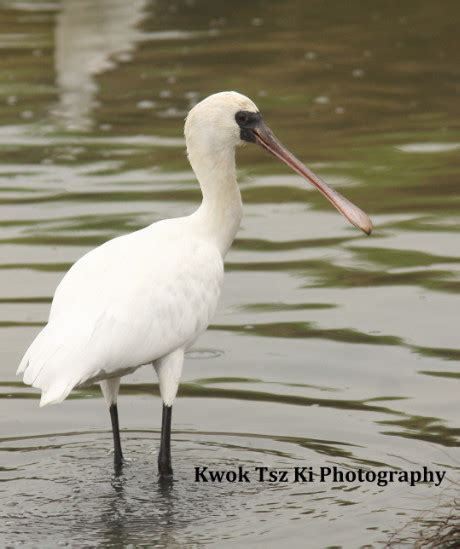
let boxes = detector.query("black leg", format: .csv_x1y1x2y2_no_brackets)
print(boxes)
158,404,173,478
109,403,123,469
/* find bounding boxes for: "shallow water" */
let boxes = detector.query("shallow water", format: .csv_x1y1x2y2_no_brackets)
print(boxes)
0,0,459,547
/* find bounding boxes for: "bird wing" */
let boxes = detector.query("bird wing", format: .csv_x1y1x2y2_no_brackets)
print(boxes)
18,222,224,406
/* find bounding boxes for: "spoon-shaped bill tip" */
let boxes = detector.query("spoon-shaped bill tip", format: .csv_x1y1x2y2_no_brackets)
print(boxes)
336,194,373,235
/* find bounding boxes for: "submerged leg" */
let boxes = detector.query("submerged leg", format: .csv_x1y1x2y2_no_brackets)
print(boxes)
158,404,173,477
110,403,123,467
100,378,123,470
153,348,185,478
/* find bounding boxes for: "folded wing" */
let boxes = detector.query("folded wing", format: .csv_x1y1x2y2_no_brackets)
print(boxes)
18,224,223,406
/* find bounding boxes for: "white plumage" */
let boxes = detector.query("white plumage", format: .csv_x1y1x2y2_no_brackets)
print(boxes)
18,92,253,408
18,221,223,406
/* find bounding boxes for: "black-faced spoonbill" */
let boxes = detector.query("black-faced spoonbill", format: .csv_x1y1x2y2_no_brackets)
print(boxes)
18,91,372,478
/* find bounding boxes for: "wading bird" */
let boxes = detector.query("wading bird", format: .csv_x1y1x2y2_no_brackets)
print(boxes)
18,92,372,478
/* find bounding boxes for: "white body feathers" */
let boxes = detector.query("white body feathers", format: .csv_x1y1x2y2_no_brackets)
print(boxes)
18,91,259,407
18,218,223,406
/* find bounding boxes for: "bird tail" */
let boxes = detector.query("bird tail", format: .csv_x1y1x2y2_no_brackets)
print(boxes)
17,323,86,407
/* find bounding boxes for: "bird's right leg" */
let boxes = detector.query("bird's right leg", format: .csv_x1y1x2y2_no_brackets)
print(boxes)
100,377,123,469
154,348,185,479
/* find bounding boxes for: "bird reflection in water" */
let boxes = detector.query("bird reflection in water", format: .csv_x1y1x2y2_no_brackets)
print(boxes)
96,462,177,547
53,0,147,130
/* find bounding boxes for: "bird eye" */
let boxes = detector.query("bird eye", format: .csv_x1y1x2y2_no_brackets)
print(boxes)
236,111,249,125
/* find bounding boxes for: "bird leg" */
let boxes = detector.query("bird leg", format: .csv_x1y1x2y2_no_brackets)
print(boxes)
158,403,173,477
109,403,123,470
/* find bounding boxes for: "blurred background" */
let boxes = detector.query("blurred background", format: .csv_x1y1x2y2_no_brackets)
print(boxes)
0,0,459,546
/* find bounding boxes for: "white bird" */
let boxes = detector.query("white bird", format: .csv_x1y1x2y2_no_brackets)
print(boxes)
17,91,372,477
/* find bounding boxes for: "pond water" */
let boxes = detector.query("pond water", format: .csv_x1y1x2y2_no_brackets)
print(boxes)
0,0,459,547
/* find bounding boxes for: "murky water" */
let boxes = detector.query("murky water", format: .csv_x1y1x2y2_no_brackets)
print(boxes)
0,0,459,546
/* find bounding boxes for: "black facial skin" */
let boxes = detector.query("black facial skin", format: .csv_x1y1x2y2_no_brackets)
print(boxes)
235,110,262,143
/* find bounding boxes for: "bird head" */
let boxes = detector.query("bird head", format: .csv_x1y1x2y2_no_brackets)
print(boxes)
185,91,372,235
185,91,259,151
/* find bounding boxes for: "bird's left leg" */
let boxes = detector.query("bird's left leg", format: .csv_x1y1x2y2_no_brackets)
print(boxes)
154,348,184,478
100,377,123,470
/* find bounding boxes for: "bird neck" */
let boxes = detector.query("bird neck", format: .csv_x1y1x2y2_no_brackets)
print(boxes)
189,146,243,257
